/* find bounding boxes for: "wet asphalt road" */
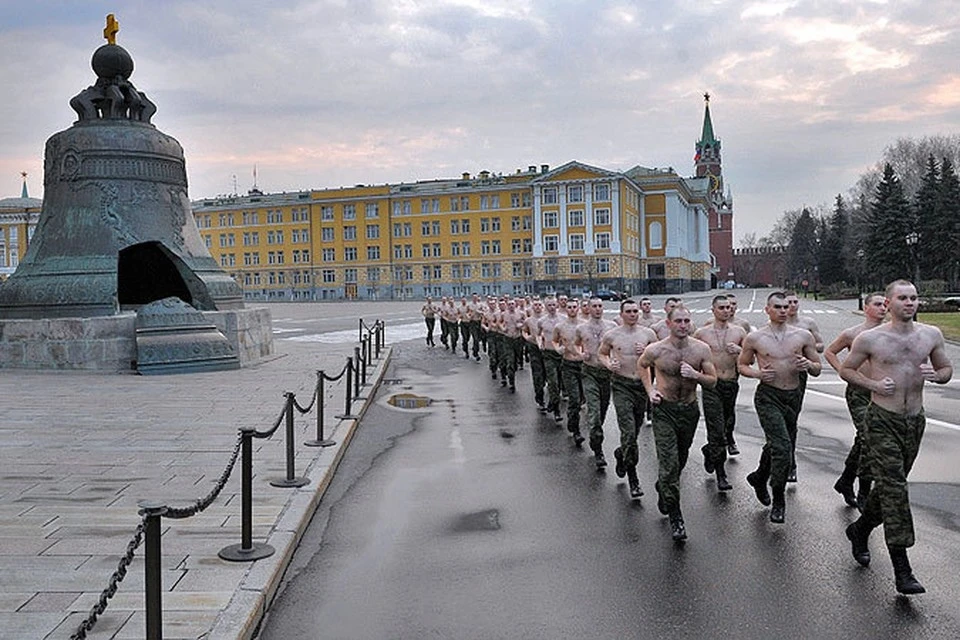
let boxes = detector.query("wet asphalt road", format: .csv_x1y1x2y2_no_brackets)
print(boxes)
258,295,960,640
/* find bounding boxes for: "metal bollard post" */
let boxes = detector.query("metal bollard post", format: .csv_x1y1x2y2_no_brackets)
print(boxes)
336,357,358,419
269,393,309,488
305,371,336,447
361,336,369,386
376,320,383,358
138,501,168,640
220,428,276,561
358,318,363,343
354,346,362,392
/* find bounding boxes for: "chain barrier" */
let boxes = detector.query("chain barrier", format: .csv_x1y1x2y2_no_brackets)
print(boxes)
70,516,147,640
72,319,386,639
322,359,349,382
165,431,244,518
292,377,319,414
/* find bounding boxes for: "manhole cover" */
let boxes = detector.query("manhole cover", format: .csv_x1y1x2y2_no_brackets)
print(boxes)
388,393,431,408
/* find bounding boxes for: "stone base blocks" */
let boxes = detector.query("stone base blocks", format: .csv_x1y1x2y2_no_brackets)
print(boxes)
0,307,273,372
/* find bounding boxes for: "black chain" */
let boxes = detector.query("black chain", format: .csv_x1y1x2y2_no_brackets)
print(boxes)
322,361,350,382
254,402,288,439
164,431,244,518
292,381,319,414
70,516,147,640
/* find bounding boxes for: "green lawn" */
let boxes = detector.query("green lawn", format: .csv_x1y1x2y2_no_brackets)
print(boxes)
921,312,960,342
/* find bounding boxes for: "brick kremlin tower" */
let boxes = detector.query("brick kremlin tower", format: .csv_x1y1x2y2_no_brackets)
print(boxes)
694,93,734,285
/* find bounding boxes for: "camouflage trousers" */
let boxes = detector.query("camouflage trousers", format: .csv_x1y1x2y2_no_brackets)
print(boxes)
459,321,472,356
700,378,739,469
610,374,649,470
439,318,450,347
560,360,583,434
859,403,925,548
752,383,802,490
448,321,459,351
499,336,523,384
652,399,700,514
842,384,872,483
582,364,612,455
487,332,501,374
526,343,546,406
543,350,563,411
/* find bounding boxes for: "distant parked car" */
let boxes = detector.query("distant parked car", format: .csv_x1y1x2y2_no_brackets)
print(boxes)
595,289,625,301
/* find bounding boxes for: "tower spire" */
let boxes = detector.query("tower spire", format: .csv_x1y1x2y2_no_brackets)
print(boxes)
699,92,717,147
20,171,28,198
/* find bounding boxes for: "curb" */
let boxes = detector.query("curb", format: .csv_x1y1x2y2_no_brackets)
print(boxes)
207,346,394,640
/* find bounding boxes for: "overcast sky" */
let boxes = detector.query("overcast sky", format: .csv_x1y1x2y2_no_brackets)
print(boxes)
2,1,959,240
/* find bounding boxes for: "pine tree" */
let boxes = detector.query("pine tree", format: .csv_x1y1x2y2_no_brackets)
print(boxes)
819,194,849,285
913,155,940,280
788,208,819,288
938,158,960,287
865,164,914,288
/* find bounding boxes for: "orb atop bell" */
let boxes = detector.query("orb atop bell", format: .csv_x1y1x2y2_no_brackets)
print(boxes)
92,43,134,80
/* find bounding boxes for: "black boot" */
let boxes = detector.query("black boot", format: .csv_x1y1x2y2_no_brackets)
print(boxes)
655,480,668,515
889,546,925,594
669,510,687,542
769,487,786,523
716,466,732,492
594,451,607,470
613,447,625,478
746,471,771,506
627,467,643,499
834,468,858,508
702,443,715,474
845,520,871,566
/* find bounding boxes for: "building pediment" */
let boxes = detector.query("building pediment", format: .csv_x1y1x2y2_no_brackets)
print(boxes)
531,161,619,183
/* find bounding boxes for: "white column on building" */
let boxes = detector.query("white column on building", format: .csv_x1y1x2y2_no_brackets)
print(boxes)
558,184,568,256
638,187,646,259
532,186,543,257
584,182,595,254
611,184,621,253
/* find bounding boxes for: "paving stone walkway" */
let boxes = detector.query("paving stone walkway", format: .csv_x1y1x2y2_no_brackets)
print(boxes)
0,329,390,640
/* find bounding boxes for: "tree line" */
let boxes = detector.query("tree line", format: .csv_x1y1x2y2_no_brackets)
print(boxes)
740,135,960,293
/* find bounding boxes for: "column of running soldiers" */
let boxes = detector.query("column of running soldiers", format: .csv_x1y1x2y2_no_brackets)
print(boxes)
419,280,953,596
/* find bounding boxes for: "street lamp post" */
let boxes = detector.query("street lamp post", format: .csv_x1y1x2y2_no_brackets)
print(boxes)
856,248,865,310
906,231,920,286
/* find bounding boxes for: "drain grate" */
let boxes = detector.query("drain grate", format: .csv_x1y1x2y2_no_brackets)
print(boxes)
388,393,431,408
382,378,405,385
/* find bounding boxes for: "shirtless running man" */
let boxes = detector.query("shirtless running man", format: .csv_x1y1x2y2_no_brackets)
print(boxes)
738,291,821,523
499,298,526,392
640,305,716,541
421,296,438,347
553,299,586,444
694,295,747,491
841,280,952,595
824,292,886,509
783,290,824,482
638,297,660,328
599,300,658,500
522,298,547,411
538,297,565,423
576,297,618,468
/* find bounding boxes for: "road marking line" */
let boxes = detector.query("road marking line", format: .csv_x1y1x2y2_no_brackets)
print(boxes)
806,388,960,432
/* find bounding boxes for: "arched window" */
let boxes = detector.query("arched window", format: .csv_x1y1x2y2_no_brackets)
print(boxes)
649,221,663,249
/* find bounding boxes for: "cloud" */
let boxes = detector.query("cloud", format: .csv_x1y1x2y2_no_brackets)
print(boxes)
3,0,960,240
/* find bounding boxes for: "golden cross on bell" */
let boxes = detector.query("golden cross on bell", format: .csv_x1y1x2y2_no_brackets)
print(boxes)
103,14,119,45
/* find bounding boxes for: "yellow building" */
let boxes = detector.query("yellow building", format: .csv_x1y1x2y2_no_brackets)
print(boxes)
0,177,41,281
190,161,712,301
